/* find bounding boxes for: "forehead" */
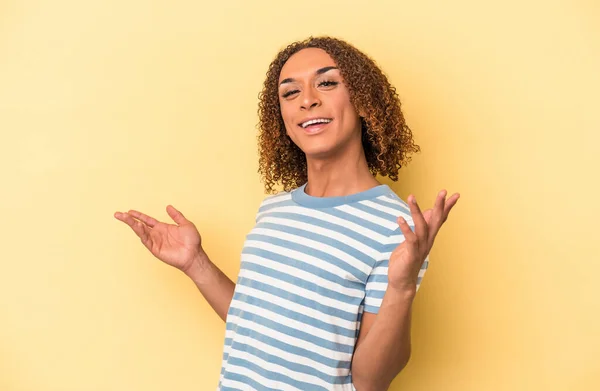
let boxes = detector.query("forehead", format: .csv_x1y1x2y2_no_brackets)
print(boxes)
279,48,338,82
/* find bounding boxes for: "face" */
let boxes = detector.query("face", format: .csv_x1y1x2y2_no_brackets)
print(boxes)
278,48,363,160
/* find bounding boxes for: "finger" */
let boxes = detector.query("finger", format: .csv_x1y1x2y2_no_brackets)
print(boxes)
407,195,428,247
433,190,447,224
114,212,151,241
427,192,460,249
127,209,159,228
166,205,188,226
114,211,132,224
442,193,461,222
428,190,447,238
397,216,419,251
422,208,433,224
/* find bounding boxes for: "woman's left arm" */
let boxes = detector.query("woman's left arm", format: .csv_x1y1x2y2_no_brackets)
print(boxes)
351,287,415,391
351,190,460,391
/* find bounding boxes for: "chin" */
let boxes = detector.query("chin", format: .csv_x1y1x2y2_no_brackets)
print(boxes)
301,144,339,160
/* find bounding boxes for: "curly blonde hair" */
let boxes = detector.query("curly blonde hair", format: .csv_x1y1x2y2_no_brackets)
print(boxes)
257,36,420,194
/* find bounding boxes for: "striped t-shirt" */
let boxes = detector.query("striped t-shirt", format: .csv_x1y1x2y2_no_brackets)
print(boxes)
218,183,428,391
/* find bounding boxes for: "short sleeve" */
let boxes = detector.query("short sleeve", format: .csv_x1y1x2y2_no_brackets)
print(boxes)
364,246,430,314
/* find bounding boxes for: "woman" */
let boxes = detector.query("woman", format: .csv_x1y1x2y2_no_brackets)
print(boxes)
115,36,459,391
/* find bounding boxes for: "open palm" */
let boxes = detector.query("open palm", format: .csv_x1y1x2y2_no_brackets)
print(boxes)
388,190,460,292
114,205,203,273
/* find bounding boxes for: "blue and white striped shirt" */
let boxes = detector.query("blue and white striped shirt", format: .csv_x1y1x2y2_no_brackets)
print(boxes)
218,183,428,390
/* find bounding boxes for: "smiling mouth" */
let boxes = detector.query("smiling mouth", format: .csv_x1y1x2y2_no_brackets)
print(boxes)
298,118,333,132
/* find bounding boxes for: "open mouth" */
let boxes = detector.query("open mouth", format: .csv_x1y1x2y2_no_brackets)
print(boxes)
298,118,333,134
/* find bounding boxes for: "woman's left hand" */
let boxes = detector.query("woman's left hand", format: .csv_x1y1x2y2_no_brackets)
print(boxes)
387,190,461,294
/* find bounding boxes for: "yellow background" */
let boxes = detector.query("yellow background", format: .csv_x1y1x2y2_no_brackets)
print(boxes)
1,0,598,390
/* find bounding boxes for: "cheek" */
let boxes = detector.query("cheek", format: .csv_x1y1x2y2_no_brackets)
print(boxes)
280,109,298,138
340,102,361,130
333,91,357,121
279,105,294,131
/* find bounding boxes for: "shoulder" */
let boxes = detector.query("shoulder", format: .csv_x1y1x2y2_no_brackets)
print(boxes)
364,186,414,225
253,188,295,222
363,187,416,250
258,189,293,209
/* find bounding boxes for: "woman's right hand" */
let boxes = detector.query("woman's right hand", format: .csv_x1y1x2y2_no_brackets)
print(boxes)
114,205,205,274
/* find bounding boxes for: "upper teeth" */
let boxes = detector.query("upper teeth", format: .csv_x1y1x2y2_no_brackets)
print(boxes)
301,118,332,128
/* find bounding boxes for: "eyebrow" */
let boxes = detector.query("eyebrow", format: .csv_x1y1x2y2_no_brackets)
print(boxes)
279,66,339,86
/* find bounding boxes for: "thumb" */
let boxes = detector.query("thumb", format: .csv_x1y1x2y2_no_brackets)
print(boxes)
166,205,188,225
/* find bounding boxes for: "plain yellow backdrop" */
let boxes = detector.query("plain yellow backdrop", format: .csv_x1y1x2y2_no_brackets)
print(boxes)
1,0,598,390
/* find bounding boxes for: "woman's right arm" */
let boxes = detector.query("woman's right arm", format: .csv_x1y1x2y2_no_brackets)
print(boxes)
114,205,235,322
183,252,235,322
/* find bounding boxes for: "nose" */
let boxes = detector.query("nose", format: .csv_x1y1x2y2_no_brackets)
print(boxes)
300,86,321,110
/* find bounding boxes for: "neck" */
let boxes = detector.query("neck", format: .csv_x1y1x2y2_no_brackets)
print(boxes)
304,139,381,197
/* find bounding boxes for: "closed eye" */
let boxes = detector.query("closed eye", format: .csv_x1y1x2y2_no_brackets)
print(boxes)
282,89,299,98
318,80,338,87
281,81,338,99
